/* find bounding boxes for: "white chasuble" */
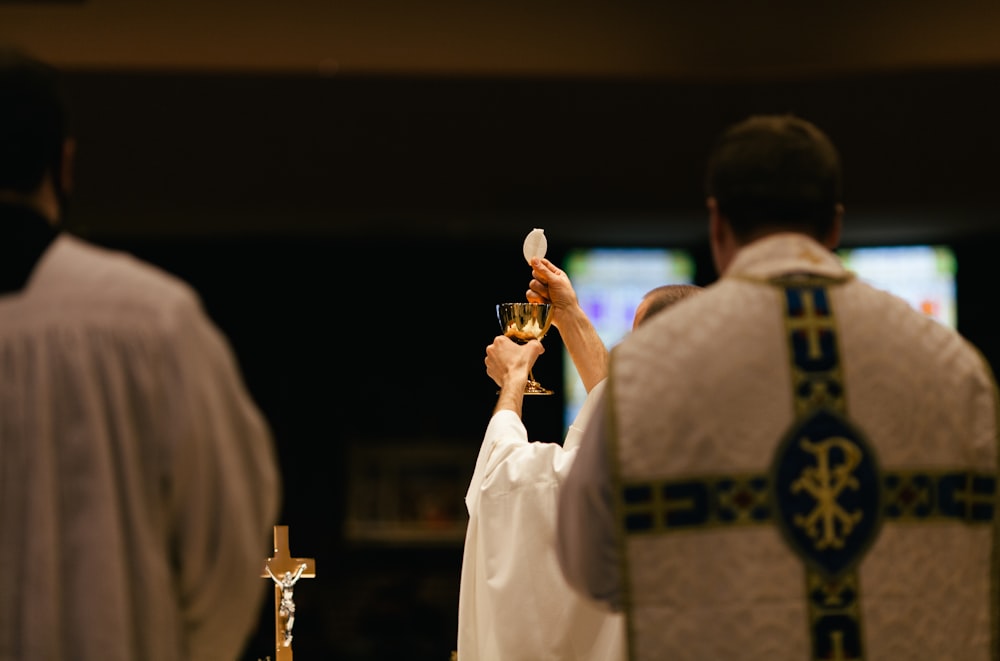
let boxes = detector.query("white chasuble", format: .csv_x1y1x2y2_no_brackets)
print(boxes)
606,234,998,660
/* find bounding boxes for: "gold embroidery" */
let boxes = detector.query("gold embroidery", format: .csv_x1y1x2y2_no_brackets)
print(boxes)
791,436,864,550
786,288,833,360
825,630,862,661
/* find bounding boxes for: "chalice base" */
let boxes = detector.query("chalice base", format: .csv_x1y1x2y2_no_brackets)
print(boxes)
525,379,553,395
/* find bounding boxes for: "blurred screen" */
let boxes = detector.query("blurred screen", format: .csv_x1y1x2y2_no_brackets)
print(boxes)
562,247,696,434
837,244,957,329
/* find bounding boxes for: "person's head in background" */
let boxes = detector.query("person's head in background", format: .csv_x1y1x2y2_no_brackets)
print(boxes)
0,46,74,224
633,283,704,330
705,114,843,275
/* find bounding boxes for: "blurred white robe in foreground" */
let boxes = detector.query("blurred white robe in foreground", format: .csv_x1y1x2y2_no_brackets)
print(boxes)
0,230,281,661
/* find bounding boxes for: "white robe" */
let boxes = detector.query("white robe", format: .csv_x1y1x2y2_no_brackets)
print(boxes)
457,380,624,660
0,234,281,661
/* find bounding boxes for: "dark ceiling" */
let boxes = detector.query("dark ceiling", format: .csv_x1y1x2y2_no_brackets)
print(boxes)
3,1,1000,246
4,0,1000,79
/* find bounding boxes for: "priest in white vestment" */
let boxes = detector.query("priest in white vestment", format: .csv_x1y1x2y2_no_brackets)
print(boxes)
457,257,701,661
0,48,281,661
557,114,1000,660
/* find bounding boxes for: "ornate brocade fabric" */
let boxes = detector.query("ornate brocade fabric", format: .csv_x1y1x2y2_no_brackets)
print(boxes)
607,234,998,660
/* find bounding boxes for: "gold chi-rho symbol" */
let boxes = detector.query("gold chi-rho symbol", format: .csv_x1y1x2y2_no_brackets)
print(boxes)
791,437,863,550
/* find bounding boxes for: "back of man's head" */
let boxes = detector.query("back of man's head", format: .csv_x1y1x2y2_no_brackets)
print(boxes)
0,47,68,195
705,114,841,243
633,283,704,329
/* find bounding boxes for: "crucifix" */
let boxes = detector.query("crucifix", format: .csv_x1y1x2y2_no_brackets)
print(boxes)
262,525,316,661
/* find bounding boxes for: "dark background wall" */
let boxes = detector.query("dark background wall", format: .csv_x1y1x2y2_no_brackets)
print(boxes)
61,67,1000,245
49,67,1000,660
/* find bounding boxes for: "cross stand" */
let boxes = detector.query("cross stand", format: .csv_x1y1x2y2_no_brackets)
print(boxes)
262,526,316,661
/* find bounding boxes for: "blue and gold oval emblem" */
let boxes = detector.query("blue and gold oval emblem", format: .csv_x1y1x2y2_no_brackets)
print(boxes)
771,408,882,577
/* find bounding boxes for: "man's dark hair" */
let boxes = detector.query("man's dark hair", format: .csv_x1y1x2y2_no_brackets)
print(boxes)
705,114,842,242
0,46,69,194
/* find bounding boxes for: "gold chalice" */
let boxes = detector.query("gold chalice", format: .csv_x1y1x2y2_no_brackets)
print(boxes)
497,302,555,395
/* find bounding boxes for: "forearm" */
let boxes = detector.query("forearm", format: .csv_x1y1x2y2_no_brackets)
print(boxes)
555,303,609,392
493,372,528,417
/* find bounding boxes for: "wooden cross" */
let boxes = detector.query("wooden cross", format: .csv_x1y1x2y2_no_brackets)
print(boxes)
261,525,316,661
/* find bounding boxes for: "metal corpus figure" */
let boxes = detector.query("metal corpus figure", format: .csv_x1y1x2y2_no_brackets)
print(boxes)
265,563,307,647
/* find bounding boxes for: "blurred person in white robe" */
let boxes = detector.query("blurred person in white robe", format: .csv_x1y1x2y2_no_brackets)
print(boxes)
0,46,281,661
455,255,701,661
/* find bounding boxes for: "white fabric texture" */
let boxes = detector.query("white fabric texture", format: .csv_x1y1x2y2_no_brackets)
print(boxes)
458,381,624,661
560,233,999,660
0,234,281,661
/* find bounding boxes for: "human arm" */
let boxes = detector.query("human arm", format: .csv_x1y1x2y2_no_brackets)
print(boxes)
556,386,623,611
485,334,544,418
526,256,609,392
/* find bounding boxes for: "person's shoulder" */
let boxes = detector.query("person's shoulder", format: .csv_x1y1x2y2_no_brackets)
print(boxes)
40,234,206,325
850,277,986,366
54,234,198,299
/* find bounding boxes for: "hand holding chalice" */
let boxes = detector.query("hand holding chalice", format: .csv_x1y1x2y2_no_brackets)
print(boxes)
496,301,554,395
494,229,555,395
